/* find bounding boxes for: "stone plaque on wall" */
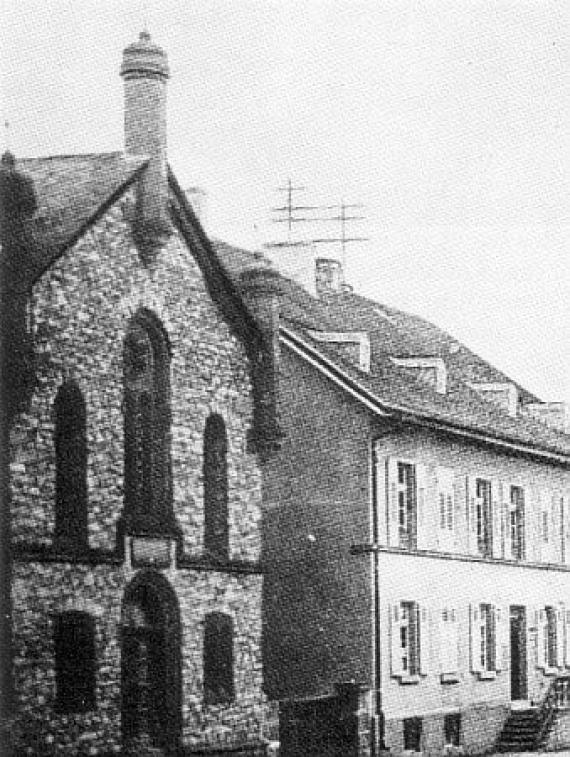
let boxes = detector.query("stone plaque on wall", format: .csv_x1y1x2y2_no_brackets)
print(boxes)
131,537,173,568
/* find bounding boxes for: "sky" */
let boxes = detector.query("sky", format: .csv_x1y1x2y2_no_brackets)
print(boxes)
1,0,569,404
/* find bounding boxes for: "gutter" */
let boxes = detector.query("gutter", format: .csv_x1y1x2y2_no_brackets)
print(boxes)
280,326,570,467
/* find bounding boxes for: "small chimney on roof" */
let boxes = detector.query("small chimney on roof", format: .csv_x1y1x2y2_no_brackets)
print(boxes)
315,257,343,297
120,31,171,261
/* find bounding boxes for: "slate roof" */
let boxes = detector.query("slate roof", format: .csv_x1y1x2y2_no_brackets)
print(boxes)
9,153,570,461
214,239,570,461
10,152,147,283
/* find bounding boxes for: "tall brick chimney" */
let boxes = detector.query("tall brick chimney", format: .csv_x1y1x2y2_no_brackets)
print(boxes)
120,31,171,261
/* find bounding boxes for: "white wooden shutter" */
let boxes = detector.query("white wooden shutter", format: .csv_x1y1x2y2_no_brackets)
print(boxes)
374,448,388,546
494,605,508,672
524,488,537,563
564,609,570,668
386,458,400,548
470,603,483,673
436,467,455,552
440,607,459,675
492,480,502,558
416,463,429,550
536,608,546,669
553,494,563,564
390,604,404,676
454,478,467,554
556,605,565,668
466,477,478,555
562,495,570,566
439,609,448,674
539,490,553,563
501,483,512,561
419,604,430,675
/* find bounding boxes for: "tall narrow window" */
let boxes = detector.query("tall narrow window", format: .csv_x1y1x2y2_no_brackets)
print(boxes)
475,478,493,557
203,612,234,704
54,611,96,712
510,486,525,561
397,462,417,550
391,601,428,679
203,414,229,560
54,381,88,550
479,603,496,671
123,312,172,533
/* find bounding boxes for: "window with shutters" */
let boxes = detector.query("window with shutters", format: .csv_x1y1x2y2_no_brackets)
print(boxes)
54,381,88,551
397,462,417,549
54,611,96,713
475,479,493,557
391,601,428,681
509,486,525,561
203,612,234,704
203,414,229,561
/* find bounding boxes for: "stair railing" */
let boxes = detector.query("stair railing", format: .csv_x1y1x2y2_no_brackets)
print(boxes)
534,674,570,749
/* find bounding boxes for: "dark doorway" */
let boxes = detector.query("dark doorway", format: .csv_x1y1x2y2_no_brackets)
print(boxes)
510,606,527,701
121,571,182,754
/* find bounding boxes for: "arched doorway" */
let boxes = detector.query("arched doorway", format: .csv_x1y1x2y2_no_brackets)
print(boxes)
121,571,182,755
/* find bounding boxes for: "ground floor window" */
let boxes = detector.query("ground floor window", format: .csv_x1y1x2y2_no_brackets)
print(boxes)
403,716,422,751
54,611,96,713
444,713,461,747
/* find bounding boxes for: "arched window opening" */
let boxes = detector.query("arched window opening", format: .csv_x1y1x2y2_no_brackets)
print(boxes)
123,312,172,534
54,611,96,713
203,414,229,560
54,381,88,550
203,612,234,705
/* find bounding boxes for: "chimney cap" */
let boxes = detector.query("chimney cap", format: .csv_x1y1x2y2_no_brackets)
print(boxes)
120,31,170,80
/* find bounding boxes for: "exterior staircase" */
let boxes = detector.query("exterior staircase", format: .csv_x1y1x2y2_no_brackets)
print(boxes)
496,675,570,752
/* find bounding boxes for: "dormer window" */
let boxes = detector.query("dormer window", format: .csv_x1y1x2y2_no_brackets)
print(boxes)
469,382,518,417
307,330,370,373
390,356,447,394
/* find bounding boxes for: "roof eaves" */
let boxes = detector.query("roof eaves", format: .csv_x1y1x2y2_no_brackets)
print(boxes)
280,325,570,467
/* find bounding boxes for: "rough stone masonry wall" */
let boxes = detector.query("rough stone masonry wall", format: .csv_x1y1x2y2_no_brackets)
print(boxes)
10,187,267,754
11,187,261,560
12,562,264,755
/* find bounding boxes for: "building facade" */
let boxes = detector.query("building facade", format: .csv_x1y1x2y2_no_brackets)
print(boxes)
4,33,280,757
253,248,570,756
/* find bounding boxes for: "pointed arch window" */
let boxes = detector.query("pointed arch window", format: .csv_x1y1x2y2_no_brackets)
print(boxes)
54,381,88,550
123,312,172,533
203,414,229,561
